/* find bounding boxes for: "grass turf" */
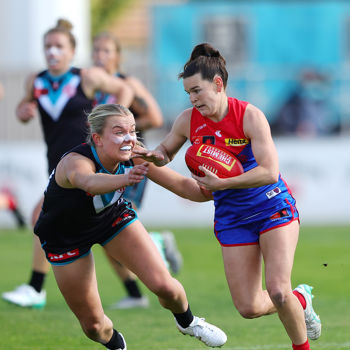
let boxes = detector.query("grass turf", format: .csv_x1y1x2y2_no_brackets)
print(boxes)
0,225,349,349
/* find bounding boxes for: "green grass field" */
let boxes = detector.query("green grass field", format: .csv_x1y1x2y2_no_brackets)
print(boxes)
0,225,349,350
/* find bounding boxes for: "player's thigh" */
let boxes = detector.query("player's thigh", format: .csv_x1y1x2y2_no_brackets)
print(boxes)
52,253,104,322
104,220,171,289
260,220,299,289
222,244,264,303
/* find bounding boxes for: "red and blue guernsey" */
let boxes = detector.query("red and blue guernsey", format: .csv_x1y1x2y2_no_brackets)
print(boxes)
190,97,299,245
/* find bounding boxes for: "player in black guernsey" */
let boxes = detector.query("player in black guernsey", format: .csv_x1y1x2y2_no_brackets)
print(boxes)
35,143,136,258
34,67,94,173
2,19,133,309
34,103,226,349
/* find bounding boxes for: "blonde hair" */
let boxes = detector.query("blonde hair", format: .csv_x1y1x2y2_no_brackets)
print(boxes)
44,19,76,49
93,32,121,54
87,104,133,146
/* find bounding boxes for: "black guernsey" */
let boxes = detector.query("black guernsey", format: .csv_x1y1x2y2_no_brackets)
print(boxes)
33,67,93,173
34,143,135,259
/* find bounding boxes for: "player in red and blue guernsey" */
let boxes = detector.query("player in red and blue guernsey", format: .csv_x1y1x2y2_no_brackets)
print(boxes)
190,96,298,245
134,43,321,350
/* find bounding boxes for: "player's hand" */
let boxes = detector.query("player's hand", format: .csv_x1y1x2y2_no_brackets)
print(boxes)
192,166,225,192
17,101,37,122
132,148,165,165
127,162,149,185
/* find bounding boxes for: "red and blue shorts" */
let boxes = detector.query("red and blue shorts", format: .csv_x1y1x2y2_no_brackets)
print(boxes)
214,199,299,246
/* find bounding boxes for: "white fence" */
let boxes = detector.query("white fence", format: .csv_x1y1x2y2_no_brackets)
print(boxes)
0,137,348,228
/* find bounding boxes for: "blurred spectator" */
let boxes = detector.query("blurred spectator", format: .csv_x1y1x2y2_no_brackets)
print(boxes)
272,70,340,137
0,83,26,228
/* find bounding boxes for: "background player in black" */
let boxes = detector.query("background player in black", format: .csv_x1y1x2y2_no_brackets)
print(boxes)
33,103,226,349
92,32,183,309
2,19,133,308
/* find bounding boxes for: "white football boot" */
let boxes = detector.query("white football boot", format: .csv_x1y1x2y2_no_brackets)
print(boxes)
175,316,227,347
2,284,46,309
294,284,321,340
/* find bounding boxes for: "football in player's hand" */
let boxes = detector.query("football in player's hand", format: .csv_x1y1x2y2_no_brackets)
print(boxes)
185,143,243,178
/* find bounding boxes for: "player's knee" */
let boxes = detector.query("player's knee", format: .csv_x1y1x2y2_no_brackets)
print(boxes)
235,302,261,319
268,287,287,308
81,318,104,340
150,278,178,300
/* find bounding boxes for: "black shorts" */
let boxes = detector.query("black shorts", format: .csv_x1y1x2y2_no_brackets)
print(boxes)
37,200,137,266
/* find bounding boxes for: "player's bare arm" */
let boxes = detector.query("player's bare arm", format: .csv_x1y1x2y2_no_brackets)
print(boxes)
16,73,37,123
56,153,148,195
242,104,280,184
126,76,163,130
81,67,134,107
141,161,212,202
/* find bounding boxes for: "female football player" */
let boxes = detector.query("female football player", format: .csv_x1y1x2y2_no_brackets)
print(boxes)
133,43,321,350
33,103,226,349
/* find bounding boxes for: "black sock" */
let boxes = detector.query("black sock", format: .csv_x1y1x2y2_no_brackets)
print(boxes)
28,271,46,293
12,207,26,228
173,305,194,328
124,278,142,298
103,329,125,349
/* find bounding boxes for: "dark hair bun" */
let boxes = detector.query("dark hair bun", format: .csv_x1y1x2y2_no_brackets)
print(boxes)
190,43,221,60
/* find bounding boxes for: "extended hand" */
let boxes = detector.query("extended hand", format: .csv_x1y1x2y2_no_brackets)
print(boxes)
132,148,165,165
17,101,37,122
127,162,149,185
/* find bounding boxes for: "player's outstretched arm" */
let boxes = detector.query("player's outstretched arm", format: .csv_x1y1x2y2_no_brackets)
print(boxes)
56,153,149,195
145,161,212,202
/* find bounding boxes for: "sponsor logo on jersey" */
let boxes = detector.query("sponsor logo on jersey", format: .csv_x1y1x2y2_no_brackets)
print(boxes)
225,138,249,146
266,187,281,199
48,249,80,262
197,144,236,171
215,130,222,137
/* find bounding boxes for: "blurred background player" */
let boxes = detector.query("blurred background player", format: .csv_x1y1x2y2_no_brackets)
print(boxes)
0,82,26,229
0,188,26,229
2,19,133,309
92,32,183,309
